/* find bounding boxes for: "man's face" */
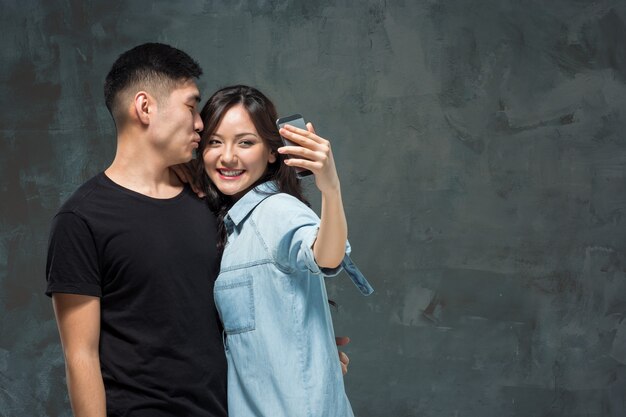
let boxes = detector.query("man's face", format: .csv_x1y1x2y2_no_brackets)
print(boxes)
149,79,203,165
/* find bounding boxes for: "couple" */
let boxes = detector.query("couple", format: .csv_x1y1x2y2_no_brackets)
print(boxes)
46,43,373,417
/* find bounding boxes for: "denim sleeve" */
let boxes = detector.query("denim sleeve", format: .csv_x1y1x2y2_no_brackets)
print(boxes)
294,226,352,277
266,194,349,277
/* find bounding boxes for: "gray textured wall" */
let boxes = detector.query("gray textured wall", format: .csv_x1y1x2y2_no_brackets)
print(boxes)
1,1,625,416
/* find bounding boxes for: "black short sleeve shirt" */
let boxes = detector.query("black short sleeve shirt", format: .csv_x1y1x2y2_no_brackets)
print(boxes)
46,173,227,417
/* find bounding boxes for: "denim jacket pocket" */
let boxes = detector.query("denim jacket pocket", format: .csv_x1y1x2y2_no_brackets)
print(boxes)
214,275,255,334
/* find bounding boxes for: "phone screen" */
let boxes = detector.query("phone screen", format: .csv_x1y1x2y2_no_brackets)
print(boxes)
276,114,313,178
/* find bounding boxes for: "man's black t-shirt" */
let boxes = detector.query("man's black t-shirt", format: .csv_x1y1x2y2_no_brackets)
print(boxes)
46,173,227,417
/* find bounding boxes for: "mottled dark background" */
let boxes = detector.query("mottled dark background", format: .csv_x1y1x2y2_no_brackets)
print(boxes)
1,1,626,416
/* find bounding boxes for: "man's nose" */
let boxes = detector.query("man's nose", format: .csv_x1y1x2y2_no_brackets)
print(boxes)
194,112,203,133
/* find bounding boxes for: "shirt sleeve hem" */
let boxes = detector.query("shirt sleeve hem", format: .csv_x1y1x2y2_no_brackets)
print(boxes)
45,282,102,298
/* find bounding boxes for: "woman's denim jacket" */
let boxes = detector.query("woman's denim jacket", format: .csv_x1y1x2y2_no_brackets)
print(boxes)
214,181,373,417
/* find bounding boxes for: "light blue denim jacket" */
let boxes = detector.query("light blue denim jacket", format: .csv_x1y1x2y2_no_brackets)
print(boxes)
214,181,373,417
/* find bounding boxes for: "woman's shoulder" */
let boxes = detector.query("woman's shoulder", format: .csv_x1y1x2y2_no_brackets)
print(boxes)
259,192,307,211
264,191,302,204
255,192,317,222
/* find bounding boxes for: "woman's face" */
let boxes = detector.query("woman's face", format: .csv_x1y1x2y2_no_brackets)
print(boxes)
202,104,276,200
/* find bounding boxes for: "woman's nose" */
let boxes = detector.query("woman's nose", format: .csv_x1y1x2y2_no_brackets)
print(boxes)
221,146,237,164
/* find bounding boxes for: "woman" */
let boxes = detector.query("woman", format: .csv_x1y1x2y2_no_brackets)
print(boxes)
196,85,373,417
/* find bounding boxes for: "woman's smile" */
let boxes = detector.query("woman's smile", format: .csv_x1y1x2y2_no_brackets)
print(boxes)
217,169,245,179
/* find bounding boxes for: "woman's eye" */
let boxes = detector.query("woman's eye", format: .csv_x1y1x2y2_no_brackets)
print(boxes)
239,138,259,146
208,139,221,146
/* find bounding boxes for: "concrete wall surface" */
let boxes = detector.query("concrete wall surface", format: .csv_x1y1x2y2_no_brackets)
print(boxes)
1,1,625,416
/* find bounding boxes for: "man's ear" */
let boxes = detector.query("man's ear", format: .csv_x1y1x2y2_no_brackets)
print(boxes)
134,91,152,125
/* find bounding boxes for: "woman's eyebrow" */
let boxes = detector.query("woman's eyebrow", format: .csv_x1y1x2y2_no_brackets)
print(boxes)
210,132,259,139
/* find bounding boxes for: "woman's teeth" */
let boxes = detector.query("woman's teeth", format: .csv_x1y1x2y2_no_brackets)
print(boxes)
220,169,244,177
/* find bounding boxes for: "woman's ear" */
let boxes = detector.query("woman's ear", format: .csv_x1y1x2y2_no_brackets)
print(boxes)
268,150,277,164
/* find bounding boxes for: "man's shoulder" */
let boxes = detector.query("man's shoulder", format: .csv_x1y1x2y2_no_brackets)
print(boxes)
56,173,107,216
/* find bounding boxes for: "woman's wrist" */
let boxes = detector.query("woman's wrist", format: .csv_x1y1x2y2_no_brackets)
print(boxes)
320,181,342,199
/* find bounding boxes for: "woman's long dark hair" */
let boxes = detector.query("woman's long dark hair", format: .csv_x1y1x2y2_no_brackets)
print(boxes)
195,85,309,254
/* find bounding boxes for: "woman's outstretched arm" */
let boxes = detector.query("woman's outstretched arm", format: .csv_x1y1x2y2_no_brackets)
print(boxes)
278,122,347,268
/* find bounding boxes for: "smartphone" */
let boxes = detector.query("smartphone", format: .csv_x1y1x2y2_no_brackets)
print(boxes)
276,113,313,178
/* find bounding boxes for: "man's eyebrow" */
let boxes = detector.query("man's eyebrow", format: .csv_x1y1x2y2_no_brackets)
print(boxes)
188,93,201,103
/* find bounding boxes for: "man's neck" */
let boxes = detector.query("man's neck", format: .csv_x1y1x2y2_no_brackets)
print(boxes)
105,141,183,199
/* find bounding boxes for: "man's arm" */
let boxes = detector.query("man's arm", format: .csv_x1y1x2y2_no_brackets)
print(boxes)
52,293,106,417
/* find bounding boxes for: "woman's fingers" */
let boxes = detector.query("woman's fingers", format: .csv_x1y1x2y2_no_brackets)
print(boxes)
282,157,326,172
170,164,206,197
278,121,333,175
170,164,191,184
278,125,331,162
278,140,331,173
279,124,326,146
278,145,324,160
279,121,341,193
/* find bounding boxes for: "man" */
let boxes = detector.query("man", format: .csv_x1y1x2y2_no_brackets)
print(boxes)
46,43,227,416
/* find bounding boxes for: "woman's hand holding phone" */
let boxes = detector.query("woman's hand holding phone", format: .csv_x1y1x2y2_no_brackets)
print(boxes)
279,120,347,269
277,122,341,195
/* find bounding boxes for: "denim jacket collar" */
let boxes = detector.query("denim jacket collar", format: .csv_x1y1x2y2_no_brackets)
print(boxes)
226,181,278,229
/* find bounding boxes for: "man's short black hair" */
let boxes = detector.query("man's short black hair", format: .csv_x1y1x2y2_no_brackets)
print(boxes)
104,43,202,123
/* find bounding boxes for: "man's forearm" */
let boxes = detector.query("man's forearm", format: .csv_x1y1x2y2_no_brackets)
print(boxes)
65,354,106,417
